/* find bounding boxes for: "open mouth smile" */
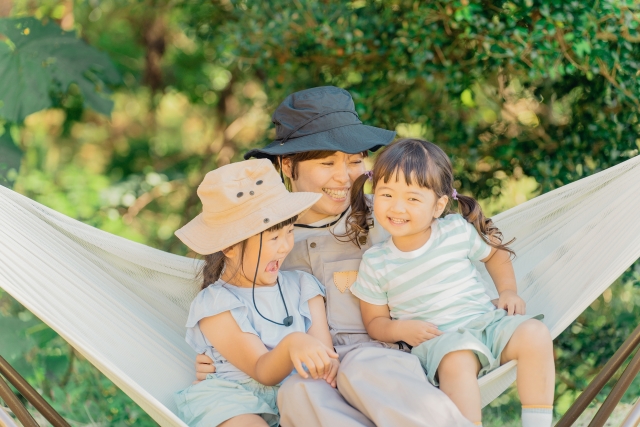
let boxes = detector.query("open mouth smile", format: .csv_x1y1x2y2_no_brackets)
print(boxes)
322,188,349,200
388,217,408,224
265,259,281,273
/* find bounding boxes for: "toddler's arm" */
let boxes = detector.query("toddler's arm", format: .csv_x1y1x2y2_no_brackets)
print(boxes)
306,295,340,387
199,311,338,386
360,301,442,347
482,246,526,315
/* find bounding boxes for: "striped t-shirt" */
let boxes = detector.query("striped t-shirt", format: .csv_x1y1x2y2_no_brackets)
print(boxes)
350,214,495,332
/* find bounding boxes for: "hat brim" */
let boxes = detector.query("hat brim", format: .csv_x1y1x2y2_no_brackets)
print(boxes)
244,123,396,160
175,191,321,255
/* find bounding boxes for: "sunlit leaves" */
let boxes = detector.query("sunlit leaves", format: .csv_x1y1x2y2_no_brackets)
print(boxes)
0,17,121,123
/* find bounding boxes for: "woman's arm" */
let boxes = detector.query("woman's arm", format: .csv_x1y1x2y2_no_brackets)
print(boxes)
360,301,442,347
482,247,525,315
200,311,338,386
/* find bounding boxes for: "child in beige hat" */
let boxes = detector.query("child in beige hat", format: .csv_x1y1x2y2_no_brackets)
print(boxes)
174,159,337,427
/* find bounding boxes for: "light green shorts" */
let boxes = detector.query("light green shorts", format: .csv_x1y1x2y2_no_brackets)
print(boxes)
174,374,280,427
411,310,544,386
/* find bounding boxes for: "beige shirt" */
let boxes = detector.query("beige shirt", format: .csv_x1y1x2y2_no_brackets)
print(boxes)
282,203,393,352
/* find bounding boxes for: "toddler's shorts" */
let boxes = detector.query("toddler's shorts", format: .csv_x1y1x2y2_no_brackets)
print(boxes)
411,309,544,386
175,374,280,427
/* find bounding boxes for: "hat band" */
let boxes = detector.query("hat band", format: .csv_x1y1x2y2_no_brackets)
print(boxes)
279,109,360,146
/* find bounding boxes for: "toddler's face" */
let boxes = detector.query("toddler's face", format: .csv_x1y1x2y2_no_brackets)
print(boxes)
226,223,296,287
373,171,448,250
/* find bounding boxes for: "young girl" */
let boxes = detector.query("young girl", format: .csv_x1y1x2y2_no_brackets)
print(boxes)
174,159,339,427
348,139,555,427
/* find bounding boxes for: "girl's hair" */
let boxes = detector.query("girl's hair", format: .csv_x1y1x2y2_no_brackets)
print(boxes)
344,138,515,255
198,214,298,290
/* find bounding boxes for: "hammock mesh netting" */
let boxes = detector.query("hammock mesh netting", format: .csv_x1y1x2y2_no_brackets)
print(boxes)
1,155,639,426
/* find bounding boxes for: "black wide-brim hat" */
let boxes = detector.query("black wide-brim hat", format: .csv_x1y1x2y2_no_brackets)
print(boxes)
244,86,396,159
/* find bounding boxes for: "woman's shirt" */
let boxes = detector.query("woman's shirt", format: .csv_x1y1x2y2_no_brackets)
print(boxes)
283,198,391,348
185,270,325,382
350,214,496,332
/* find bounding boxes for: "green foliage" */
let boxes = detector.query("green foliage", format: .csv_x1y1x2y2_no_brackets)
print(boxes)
184,0,640,195
0,17,121,124
0,124,21,187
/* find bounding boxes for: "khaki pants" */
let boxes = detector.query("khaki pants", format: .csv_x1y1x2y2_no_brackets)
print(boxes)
278,346,473,427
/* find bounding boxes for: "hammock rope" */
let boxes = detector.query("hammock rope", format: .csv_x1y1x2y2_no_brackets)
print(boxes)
1,155,639,426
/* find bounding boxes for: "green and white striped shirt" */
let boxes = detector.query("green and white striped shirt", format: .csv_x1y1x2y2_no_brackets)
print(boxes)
350,214,495,332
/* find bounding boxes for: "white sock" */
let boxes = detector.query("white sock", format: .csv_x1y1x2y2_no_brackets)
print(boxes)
521,406,553,427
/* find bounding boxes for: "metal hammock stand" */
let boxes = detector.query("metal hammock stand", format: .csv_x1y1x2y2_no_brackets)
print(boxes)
1,324,639,427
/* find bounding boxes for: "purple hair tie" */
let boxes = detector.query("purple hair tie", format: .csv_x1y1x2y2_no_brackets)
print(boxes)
452,189,458,200
364,171,373,181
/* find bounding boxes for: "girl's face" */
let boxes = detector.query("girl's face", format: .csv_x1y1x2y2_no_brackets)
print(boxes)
223,223,295,287
283,152,366,224
373,171,448,251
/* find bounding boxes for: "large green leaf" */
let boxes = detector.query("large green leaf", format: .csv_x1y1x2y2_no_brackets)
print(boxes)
0,17,121,123
0,124,21,188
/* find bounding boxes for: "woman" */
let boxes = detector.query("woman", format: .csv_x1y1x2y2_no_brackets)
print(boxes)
196,86,474,427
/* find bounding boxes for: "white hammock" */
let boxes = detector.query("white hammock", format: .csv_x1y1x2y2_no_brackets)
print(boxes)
1,155,640,426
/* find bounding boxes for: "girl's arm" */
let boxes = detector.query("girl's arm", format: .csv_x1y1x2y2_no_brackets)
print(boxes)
305,295,333,349
360,301,442,347
305,295,340,387
482,247,525,315
199,311,338,386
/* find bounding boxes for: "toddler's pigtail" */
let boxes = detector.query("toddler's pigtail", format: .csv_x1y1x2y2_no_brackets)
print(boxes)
199,252,227,290
456,193,515,257
335,173,372,247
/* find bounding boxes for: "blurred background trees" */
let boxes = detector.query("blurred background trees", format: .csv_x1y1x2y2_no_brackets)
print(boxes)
0,0,638,425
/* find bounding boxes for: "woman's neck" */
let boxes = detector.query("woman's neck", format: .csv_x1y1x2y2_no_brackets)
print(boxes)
295,209,336,225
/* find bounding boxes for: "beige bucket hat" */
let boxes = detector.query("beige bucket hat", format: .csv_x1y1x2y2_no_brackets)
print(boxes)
175,159,321,255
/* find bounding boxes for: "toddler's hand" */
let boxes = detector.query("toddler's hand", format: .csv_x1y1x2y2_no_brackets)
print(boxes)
194,353,216,383
401,320,443,347
497,290,526,315
323,358,340,388
287,333,339,380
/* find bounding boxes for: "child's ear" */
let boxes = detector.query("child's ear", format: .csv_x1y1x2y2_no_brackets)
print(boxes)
222,244,238,259
435,195,448,217
281,157,293,180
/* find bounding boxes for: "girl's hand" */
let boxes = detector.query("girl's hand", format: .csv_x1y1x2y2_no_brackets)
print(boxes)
323,358,340,388
194,353,216,383
287,333,339,380
497,290,526,315
401,320,443,347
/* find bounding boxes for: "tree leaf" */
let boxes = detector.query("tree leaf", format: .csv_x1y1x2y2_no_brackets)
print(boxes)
0,124,21,188
0,17,121,123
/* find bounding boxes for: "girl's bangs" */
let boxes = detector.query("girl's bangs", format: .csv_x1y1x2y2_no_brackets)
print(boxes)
374,141,442,191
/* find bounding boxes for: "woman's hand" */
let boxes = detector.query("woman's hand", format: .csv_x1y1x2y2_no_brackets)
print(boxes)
497,290,526,315
400,320,443,347
287,333,339,380
194,353,216,383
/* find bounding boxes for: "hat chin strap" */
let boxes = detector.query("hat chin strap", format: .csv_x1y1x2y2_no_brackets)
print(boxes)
278,108,360,146
251,232,293,327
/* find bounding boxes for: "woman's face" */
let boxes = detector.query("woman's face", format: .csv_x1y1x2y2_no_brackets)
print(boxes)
283,152,366,224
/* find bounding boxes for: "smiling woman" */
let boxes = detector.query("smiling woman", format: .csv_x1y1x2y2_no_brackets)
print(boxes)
281,151,367,224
